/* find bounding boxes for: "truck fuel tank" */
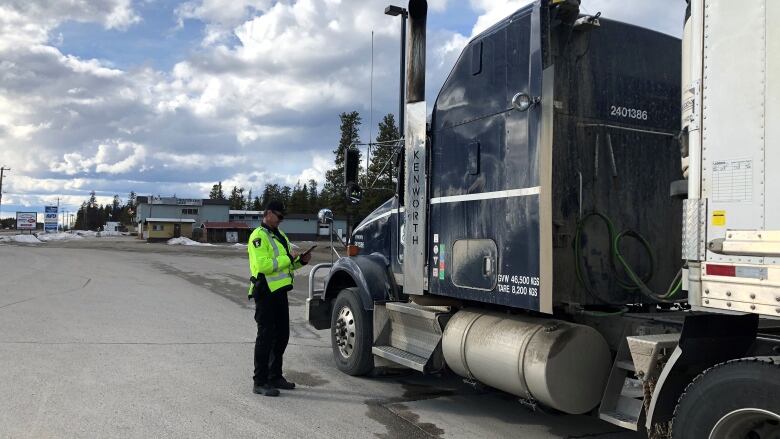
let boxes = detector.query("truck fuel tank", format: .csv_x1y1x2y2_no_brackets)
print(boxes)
442,310,611,414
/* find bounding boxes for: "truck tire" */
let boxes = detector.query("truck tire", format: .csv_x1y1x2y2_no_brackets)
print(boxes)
671,357,780,439
330,287,373,376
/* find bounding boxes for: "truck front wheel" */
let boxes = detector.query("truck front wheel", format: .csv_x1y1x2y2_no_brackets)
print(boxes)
672,357,780,439
330,287,374,376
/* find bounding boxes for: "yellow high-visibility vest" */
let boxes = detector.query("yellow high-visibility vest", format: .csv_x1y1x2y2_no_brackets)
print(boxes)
247,225,303,296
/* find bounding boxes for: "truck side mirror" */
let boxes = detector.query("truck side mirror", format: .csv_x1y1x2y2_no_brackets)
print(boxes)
344,147,360,186
318,208,334,223
344,148,362,204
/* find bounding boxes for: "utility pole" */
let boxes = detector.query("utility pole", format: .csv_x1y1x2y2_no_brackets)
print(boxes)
0,167,9,222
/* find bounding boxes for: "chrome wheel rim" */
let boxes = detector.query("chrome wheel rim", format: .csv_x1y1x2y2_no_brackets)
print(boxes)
710,408,780,439
334,305,356,359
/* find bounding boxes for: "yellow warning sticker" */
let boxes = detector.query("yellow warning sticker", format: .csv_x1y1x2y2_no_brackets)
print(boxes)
712,210,726,226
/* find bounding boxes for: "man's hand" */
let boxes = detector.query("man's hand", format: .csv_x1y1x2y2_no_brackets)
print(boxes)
300,252,312,264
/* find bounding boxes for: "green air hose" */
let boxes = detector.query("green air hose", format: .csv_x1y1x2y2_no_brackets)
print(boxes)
574,212,683,305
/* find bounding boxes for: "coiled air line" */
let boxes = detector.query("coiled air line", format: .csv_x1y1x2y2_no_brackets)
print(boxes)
574,212,683,306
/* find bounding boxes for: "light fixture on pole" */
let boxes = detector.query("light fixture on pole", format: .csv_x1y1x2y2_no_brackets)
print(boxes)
384,5,408,133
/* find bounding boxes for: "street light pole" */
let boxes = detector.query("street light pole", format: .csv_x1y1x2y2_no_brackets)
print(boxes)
0,167,9,222
385,5,408,133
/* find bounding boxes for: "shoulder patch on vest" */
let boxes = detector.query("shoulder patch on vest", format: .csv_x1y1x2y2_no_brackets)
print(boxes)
253,238,262,248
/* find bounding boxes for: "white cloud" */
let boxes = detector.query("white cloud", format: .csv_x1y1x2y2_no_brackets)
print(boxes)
580,0,683,37
298,153,332,185
49,140,147,175
0,0,684,216
176,0,273,45
153,152,246,170
469,0,530,36
463,0,682,40
428,0,450,13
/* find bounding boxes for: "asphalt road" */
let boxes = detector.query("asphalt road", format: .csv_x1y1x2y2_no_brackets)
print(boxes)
0,237,641,439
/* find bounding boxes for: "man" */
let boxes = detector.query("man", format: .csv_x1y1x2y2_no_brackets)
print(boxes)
248,200,311,396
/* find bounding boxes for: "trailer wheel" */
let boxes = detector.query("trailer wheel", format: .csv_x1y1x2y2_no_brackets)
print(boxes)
330,287,373,376
671,357,780,439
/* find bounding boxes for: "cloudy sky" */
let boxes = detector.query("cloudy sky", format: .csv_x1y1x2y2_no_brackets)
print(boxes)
0,0,683,218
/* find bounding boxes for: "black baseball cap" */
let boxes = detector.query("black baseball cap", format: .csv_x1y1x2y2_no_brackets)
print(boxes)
264,200,286,217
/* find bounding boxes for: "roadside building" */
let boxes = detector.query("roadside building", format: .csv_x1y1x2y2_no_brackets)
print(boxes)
282,214,322,240
229,210,346,241
228,210,262,229
320,217,348,241
132,196,352,242
135,196,230,238
142,218,196,241
201,222,251,243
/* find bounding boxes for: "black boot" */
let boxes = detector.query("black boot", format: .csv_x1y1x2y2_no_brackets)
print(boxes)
253,383,280,397
269,377,295,390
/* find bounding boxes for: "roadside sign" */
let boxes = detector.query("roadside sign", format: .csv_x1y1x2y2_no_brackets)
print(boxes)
16,212,37,230
44,206,58,233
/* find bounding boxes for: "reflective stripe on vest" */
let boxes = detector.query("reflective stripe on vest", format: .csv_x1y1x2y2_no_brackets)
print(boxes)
248,227,294,295
268,272,290,283
263,228,293,279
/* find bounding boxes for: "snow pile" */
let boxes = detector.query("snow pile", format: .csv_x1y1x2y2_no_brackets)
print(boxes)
167,237,214,246
0,234,43,244
37,233,84,242
232,243,248,248
73,230,98,237
97,231,123,237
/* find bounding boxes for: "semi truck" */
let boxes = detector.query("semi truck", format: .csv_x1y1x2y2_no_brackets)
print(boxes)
307,1,780,437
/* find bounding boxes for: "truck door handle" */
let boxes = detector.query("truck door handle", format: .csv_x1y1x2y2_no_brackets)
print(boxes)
483,256,493,276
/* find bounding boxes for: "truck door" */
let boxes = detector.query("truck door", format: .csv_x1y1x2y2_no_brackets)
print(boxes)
429,8,543,310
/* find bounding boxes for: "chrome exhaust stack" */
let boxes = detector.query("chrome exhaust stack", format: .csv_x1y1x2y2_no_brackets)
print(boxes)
402,0,428,295
405,0,426,103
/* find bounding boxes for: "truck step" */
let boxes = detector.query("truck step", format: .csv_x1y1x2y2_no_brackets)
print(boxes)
372,345,428,372
599,410,639,430
599,337,642,431
373,302,452,373
385,301,450,318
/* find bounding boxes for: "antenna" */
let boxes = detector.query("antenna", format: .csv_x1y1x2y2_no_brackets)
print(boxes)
368,30,374,183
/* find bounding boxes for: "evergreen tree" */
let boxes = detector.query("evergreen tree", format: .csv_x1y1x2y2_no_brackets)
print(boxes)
307,179,318,213
209,181,226,200
322,111,362,216
364,113,401,214
288,182,308,214
87,191,101,230
261,183,282,207
245,189,253,210
228,186,245,210
280,185,292,207
119,191,137,225
252,196,262,211
111,195,121,219
75,202,87,230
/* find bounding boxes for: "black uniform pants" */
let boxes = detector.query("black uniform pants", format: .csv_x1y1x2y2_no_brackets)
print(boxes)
253,290,290,385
